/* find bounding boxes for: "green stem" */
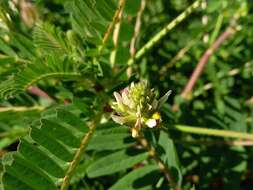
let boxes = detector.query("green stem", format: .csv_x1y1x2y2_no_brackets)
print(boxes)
171,125,253,140
127,0,202,65
60,119,99,190
98,0,126,54
209,14,224,45
138,135,181,190
0,106,44,112
0,128,28,138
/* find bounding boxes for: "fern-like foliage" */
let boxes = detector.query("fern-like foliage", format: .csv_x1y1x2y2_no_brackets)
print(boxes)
1,107,90,190
0,56,81,98
0,0,116,98
65,0,116,44
34,23,73,56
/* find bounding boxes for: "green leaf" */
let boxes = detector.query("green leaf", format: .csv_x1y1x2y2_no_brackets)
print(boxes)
109,165,160,190
34,23,72,55
11,33,36,59
87,125,135,150
1,107,90,190
124,0,141,16
65,0,116,44
0,55,81,98
0,38,16,56
158,130,182,185
0,55,16,65
87,149,149,178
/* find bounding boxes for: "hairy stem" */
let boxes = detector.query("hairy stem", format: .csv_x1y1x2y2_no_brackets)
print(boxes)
127,0,202,66
60,120,98,190
139,136,181,190
171,125,253,140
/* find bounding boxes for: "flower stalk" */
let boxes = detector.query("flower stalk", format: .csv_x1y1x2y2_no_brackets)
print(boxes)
138,135,181,190
170,125,253,140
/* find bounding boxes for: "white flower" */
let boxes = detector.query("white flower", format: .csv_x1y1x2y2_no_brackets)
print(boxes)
111,81,171,138
145,119,157,128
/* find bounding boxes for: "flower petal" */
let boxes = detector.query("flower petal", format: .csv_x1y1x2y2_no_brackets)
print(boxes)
145,119,157,128
113,92,123,104
131,128,139,138
111,115,124,125
122,91,130,105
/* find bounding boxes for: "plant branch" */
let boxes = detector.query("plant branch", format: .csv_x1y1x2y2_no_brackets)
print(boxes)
130,0,146,57
247,96,253,105
127,0,146,77
159,38,197,75
0,128,28,138
28,86,54,101
0,54,31,64
170,125,253,140
23,72,81,91
193,61,253,97
127,0,202,66
138,135,181,190
110,6,123,67
99,0,126,53
180,26,235,99
175,139,253,147
60,119,99,190
0,106,44,112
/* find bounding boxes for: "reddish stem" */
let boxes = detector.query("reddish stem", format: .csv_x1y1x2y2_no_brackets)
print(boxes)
28,86,54,101
180,27,235,99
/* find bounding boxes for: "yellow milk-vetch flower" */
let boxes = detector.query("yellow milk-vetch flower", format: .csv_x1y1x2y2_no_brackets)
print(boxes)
111,81,171,138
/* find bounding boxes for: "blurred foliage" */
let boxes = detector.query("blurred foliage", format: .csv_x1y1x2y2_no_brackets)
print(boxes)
0,0,253,189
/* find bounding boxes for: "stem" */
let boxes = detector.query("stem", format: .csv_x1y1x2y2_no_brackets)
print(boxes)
247,96,253,105
193,62,250,97
127,0,202,66
28,86,54,101
127,0,146,77
99,0,125,53
0,106,44,112
171,125,253,140
138,136,181,190
159,38,197,75
130,0,146,57
110,7,123,67
0,54,31,64
175,139,253,147
60,120,98,190
180,27,235,99
209,14,224,45
0,128,28,138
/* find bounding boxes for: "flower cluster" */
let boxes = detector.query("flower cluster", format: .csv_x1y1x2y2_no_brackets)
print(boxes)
111,81,171,138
